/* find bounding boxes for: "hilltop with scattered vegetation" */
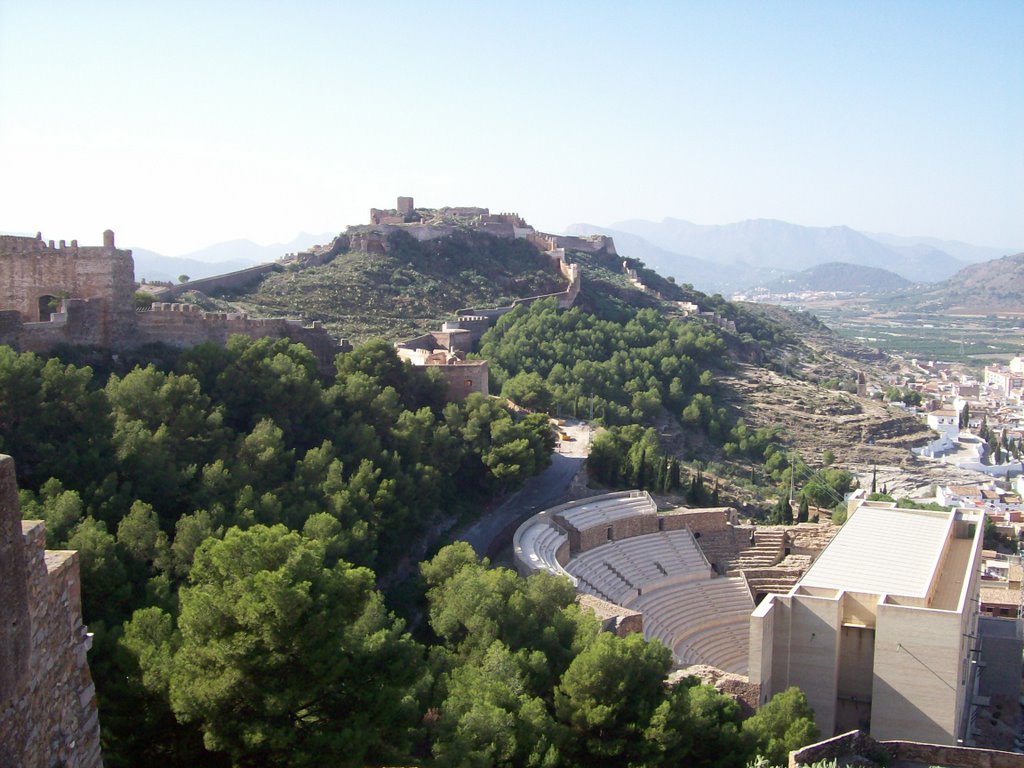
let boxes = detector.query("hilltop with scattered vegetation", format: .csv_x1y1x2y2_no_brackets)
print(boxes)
874,252,1024,313
197,229,567,341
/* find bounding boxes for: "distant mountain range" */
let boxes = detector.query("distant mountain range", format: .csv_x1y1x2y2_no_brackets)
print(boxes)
129,232,336,282
760,262,913,295
566,218,1018,294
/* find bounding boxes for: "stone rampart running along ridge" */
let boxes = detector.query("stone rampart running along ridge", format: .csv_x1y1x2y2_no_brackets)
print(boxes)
0,454,103,768
156,262,284,299
456,246,582,321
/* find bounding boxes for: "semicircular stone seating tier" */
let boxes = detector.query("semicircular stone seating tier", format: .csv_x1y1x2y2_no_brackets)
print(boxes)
513,493,754,675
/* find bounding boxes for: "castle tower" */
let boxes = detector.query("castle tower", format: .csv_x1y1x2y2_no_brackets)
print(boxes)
857,371,868,397
0,232,135,341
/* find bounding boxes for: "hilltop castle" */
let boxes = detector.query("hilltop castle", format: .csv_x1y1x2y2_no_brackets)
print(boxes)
355,196,617,256
0,231,349,367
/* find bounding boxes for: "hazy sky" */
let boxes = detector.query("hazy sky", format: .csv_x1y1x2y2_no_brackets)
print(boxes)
2,1,1022,256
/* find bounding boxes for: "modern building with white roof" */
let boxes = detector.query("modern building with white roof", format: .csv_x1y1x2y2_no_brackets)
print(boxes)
748,500,984,745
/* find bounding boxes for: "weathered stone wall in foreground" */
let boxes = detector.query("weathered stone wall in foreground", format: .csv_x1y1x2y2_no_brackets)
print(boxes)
789,729,1024,768
0,455,103,768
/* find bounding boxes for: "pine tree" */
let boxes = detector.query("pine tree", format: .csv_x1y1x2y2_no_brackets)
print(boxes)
797,496,809,523
636,448,647,490
870,466,877,494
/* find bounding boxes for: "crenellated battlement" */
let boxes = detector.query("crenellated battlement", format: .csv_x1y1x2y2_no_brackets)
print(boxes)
0,230,351,369
0,232,110,255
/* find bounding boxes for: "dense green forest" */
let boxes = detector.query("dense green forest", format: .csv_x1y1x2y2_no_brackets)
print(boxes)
481,299,853,514
1,337,549,765
0,331,821,766
482,302,727,426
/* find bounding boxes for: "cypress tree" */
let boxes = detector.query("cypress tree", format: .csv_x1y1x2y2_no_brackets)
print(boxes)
668,459,681,492
656,455,668,494
636,448,647,490
798,496,809,523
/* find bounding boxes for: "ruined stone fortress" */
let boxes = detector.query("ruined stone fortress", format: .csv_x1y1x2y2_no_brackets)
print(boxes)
360,195,616,258
1,454,102,768
369,196,607,396
0,231,348,367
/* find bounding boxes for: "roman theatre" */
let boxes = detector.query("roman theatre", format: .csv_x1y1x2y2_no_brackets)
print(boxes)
514,491,835,675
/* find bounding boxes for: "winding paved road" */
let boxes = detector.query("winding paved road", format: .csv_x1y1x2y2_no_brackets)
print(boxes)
457,453,585,559
455,420,593,559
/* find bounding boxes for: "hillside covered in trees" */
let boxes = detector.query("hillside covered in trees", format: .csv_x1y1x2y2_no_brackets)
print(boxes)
1,338,555,765
0,227,909,766
1,336,820,767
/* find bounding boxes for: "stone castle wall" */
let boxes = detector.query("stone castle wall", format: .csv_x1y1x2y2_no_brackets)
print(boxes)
528,233,616,256
137,303,350,369
0,455,102,768
560,506,734,554
789,730,1024,768
0,232,133,325
2,298,118,352
0,233,351,370
158,262,283,300
441,316,491,348
433,360,489,400
508,249,580,311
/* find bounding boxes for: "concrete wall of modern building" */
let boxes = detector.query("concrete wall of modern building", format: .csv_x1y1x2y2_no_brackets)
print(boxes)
871,604,964,742
786,592,842,735
751,506,984,745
